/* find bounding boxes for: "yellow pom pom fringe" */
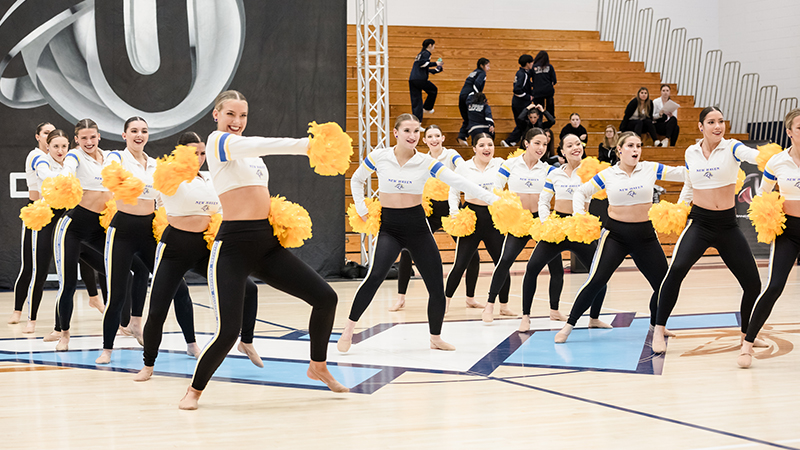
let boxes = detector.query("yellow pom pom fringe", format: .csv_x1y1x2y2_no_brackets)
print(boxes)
307,121,353,176
101,161,144,205
347,198,381,235
20,199,53,231
536,213,567,243
41,174,83,210
489,190,531,236
152,207,169,242
442,207,477,237
735,169,745,194
648,201,690,236
99,199,117,230
506,148,525,160
423,178,450,202
423,197,433,216
756,143,783,172
153,145,200,196
576,157,611,183
748,191,786,244
204,214,222,250
269,196,313,248
565,213,602,244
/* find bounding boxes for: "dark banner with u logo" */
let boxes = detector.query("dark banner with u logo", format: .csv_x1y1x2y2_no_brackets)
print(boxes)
0,0,346,287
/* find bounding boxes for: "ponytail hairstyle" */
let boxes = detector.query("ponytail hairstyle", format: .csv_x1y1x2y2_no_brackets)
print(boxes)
214,90,247,112
177,131,203,146
699,106,723,123
520,127,546,150
785,108,800,130
124,116,147,132
471,132,494,147
74,118,98,136
394,113,420,129
46,129,68,146
36,122,53,135
421,38,435,49
476,57,490,70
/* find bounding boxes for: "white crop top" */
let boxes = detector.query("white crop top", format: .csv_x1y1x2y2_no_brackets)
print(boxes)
573,161,685,213
206,131,309,196
761,149,800,201
495,155,555,194
25,148,47,192
678,138,758,204
448,157,504,215
63,148,109,192
106,148,158,200
160,173,221,217
431,147,464,170
32,154,65,193
538,165,583,220
350,146,499,217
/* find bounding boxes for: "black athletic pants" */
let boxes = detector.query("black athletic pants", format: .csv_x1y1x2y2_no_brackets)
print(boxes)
13,208,63,321
505,97,530,145
656,205,760,333
622,119,658,143
457,94,470,140
533,96,555,118
654,116,680,146
349,205,446,334
409,79,437,122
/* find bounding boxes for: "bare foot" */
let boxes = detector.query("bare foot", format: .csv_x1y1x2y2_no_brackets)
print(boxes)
430,335,455,351
337,320,356,353
652,325,667,354
307,361,349,392
588,318,613,329
549,310,567,321
179,386,202,410
389,295,405,312
43,330,61,342
23,321,36,334
664,328,677,338
499,305,516,316
88,296,104,314
465,297,485,308
134,366,154,382
555,324,574,343
55,330,70,352
482,303,494,323
186,342,201,358
129,317,144,346
518,315,531,332
7,310,21,324
237,341,264,368
95,349,112,364
118,326,133,336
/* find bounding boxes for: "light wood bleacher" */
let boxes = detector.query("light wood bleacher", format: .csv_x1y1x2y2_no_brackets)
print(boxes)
344,25,747,264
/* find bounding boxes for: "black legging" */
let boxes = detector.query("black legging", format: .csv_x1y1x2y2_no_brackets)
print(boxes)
142,225,258,367
14,208,63,320
409,79,437,121
505,96,530,145
79,263,107,301
487,213,564,306
532,95,555,118
349,205,446,334
521,214,606,316
656,205,761,333
457,94,470,140
445,203,509,302
745,215,800,343
568,219,666,326
654,116,680,146
190,219,337,391
397,199,479,297
622,119,658,142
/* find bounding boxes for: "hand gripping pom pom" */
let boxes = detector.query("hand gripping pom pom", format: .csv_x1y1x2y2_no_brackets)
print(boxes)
423,178,450,202
307,121,353,176
735,169,745,194
538,213,567,243
648,201,691,236
20,199,53,231
101,162,144,205
153,145,200,196
41,175,83,210
565,213,602,244
347,198,381,235
442,207,477,237
748,191,786,244
756,143,783,172
506,148,525,160
152,207,169,242
99,199,117,230
269,196,313,248
576,157,611,183
203,214,222,250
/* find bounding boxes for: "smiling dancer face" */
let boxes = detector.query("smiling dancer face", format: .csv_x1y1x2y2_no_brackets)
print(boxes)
422,125,444,154
74,121,100,156
213,92,248,135
699,108,726,146
122,118,149,153
523,129,547,163
472,135,494,166
394,114,421,151
562,134,583,166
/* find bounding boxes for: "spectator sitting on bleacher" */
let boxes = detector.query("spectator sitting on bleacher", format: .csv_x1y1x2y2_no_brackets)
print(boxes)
531,51,557,118
598,125,619,165
559,113,588,146
457,58,490,145
620,87,660,146
652,84,680,147
518,103,555,137
501,54,534,147
467,93,495,143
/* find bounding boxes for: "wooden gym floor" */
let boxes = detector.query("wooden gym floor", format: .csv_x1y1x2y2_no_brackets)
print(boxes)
1,256,798,450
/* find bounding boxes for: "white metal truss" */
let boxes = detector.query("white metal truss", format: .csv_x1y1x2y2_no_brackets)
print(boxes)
355,0,390,265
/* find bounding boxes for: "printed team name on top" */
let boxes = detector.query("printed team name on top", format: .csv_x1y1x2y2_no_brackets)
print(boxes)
695,166,721,179
388,178,412,190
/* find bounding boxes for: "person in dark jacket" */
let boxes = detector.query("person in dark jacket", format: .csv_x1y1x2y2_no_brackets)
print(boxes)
531,51,557,118
467,93,494,143
620,87,659,145
518,103,555,138
457,58,490,145
501,54,534,147
598,125,619,165
409,38,444,122
559,113,588,145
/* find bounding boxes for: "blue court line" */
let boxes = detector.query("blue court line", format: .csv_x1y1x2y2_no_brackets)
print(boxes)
666,312,740,330
192,302,301,332
491,376,800,450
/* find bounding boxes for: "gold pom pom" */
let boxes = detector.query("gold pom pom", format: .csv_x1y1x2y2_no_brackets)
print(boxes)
506,148,525,160
748,191,786,244
442,207,477,237
347,198,381,235
423,197,433,216
20,199,54,231
592,189,608,200
204,213,223,250
564,213,602,244
489,189,526,235
307,121,353,176
41,174,83,210
735,169,745,194
101,161,144,205
99,199,117,230
152,207,169,242
537,213,567,243
756,143,783,172
423,178,450,201
648,201,690,236
269,196,313,248
153,145,200,196
576,157,611,183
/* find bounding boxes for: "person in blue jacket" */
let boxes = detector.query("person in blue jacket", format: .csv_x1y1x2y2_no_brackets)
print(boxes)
409,38,444,122
502,54,534,147
467,93,494,142
457,58,490,145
